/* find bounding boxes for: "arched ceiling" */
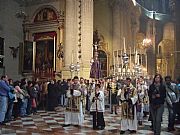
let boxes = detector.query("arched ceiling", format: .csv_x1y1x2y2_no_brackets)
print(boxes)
14,0,58,6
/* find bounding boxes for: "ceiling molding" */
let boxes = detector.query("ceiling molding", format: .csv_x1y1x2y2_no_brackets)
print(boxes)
14,0,58,7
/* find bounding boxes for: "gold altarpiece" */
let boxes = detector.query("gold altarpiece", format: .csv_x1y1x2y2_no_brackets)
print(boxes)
22,6,64,80
157,39,175,78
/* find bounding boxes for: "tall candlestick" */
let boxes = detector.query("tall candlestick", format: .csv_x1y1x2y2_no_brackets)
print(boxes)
123,37,126,53
130,47,132,70
135,49,137,64
145,53,147,74
54,36,56,70
137,52,140,65
113,51,115,75
92,45,93,58
71,50,73,64
116,50,119,68
141,50,143,66
121,50,123,69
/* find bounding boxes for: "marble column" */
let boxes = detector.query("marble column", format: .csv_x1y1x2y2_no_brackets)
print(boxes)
146,19,156,76
80,0,93,78
62,0,77,78
112,0,135,51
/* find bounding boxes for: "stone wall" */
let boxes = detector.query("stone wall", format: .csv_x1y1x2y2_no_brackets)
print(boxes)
0,0,23,80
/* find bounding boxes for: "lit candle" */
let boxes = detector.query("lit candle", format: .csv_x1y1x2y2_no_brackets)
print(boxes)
129,47,131,70
123,37,126,53
92,45,94,58
116,50,119,68
145,53,147,73
54,36,56,70
121,50,123,69
135,50,137,65
113,51,115,75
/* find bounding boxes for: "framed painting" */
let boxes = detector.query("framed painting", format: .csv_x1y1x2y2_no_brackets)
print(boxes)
35,39,55,75
22,41,33,72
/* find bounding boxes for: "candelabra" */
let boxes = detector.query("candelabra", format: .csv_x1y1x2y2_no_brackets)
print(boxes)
116,52,130,79
69,62,80,79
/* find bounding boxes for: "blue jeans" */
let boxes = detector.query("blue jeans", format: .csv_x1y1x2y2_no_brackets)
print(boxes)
167,105,176,128
60,94,66,106
5,101,14,121
150,104,164,135
20,98,28,116
0,95,8,122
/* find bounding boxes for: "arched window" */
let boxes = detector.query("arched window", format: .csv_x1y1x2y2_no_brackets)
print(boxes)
159,46,162,54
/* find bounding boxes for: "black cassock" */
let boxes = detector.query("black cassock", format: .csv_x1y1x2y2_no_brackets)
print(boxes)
47,83,59,111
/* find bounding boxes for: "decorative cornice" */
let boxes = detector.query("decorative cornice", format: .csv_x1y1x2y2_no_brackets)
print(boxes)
14,0,58,7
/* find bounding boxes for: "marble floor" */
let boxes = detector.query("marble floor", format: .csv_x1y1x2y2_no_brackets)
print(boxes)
1,107,180,135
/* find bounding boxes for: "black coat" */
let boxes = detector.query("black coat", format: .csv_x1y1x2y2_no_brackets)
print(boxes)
47,83,59,111
148,83,166,105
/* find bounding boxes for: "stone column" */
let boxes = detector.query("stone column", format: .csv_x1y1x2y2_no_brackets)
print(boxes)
80,0,93,78
112,1,120,51
62,0,77,78
146,19,156,76
174,0,180,79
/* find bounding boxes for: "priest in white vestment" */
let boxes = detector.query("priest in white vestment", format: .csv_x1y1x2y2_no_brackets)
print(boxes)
90,83,105,130
120,78,138,134
64,76,84,126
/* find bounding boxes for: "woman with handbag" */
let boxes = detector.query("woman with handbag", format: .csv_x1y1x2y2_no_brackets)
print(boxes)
148,74,166,135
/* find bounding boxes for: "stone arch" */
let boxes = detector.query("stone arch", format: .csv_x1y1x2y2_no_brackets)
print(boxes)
32,5,59,23
163,22,174,40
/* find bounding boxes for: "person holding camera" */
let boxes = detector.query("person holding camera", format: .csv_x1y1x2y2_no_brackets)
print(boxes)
90,83,105,130
148,74,166,135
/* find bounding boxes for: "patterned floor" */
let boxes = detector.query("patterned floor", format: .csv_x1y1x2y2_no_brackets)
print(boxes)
1,107,180,135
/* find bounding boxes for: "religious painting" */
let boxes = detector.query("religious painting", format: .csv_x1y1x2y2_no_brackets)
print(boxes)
22,41,33,72
90,59,100,79
34,8,57,22
98,50,107,78
35,40,54,76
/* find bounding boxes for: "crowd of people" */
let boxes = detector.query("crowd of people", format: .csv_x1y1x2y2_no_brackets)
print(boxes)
0,74,180,135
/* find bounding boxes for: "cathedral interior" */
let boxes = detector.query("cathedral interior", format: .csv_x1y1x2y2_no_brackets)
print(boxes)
0,0,179,80
1,1,180,135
